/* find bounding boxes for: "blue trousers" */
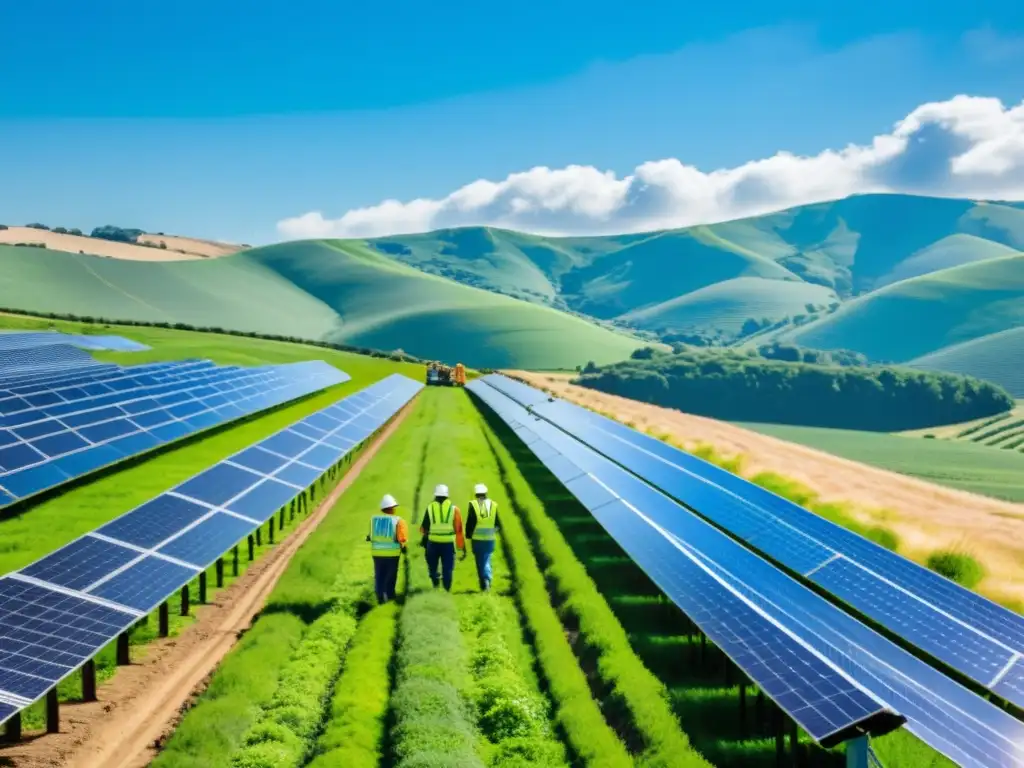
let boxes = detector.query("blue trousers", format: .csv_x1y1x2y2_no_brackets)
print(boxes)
425,541,456,591
472,539,496,590
373,556,400,603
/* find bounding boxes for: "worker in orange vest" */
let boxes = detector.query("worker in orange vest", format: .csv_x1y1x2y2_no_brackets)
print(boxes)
419,484,465,591
367,494,408,603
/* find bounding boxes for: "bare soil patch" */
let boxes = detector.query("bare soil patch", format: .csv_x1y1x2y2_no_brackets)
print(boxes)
0,404,412,768
510,371,1024,605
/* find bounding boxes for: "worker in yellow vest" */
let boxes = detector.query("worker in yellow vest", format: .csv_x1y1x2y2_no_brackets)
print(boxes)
366,494,408,603
465,483,499,591
419,483,465,591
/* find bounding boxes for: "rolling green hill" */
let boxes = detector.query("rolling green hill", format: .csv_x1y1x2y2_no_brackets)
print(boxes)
0,241,649,369
777,254,1024,361
618,277,838,334
5,192,1023,386
909,327,1024,397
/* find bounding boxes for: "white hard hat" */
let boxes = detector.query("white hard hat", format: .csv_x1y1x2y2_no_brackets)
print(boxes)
434,484,449,497
380,494,399,510
474,483,488,495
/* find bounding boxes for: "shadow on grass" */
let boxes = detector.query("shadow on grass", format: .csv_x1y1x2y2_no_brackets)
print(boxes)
477,405,846,768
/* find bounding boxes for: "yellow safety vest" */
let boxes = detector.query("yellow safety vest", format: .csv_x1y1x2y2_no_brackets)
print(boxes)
469,498,498,541
370,514,401,557
427,500,456,544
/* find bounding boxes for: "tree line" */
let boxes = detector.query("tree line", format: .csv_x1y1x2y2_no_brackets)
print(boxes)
575,348,1014,431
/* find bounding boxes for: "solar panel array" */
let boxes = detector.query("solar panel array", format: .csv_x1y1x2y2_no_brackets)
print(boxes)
0,331,150,353
0,358,350,507
0,373,422,724
469,376,1024,767
482,375,1024,709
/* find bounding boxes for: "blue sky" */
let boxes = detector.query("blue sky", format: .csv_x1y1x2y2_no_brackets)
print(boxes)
1,1,1022,243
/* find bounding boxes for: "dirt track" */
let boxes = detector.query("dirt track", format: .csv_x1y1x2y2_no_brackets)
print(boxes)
510,371,1024,606
0,404,411,768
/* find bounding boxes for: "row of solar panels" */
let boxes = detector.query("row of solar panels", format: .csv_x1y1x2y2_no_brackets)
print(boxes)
0,373,423,725
468,376,1024,768
483,374,1024,705
0,331,150,353
0,358,350,506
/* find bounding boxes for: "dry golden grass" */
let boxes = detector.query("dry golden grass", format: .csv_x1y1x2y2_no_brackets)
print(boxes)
509,370,1024,606
0,227,240,261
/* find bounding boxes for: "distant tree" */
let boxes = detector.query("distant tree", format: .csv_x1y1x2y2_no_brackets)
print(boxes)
68,228,83,236
582,361,600,374
630,346,658,360
53,226,69,234
90,225,144,243
740,318,762,338
159,241,168,249
0,224,7,231
26,222,49,230
805,303,818,313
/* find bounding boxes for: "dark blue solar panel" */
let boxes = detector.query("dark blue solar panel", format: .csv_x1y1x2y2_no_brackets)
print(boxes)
0,464,70,498
130,408,174,428
88,556,200,613
177,463,264,507
30,430,91,458
183,411,222,431
290,422,325,441
53,444,123,478
226,479,301,521
273,461,324,488
0,429,17,447
0,577,136,700
0,443,46,472
78,418,136,443
62,406,124,428
258,429,316,458
232,446,289,475
107,431,162,457
0,701,16,722
12,419,67,441
22,536,139,591
149,421,192,442
158,513,254,565
297,444,344,470
100,495,211,548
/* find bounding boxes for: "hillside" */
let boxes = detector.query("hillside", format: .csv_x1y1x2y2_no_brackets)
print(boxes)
0,226,241,260
777,254,1024,362
6,192,1023,385
0,241,648,369
909,327,1024,397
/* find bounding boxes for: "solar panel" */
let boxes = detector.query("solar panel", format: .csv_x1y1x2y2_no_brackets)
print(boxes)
0,360,350,507
0,331,149,353
0,373,423,725
469,379,1024,767
483,375,1024,708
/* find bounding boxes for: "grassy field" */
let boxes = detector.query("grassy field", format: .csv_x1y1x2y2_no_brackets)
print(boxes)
736,421,1024,502
0,240,650,369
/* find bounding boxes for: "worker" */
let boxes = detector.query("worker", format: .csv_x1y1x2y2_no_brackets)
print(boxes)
465,482,499,591
366,494,407,604
420,483,465,591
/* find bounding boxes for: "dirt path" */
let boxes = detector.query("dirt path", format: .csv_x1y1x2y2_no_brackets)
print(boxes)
509,371,1024,605
0,404,412,768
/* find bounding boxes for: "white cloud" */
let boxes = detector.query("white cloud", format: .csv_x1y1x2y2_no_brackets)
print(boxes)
276,95,1024,240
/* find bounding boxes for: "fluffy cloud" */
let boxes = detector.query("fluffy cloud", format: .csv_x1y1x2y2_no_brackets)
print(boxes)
277,95,1024,240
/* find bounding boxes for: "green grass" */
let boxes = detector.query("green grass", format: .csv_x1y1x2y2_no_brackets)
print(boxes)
910,326,1024,397
0,240,650,369
735,421,1024,502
